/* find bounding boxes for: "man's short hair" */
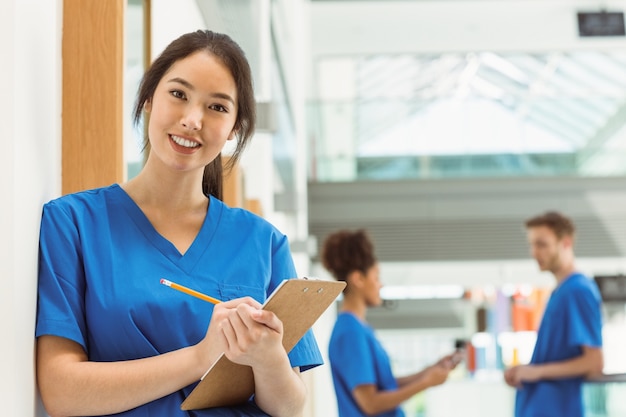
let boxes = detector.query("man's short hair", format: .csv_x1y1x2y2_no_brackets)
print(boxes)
525,211,575,239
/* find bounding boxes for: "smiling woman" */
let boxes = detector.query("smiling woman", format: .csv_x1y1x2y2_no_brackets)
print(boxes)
35,30,323,417
132,31,256,201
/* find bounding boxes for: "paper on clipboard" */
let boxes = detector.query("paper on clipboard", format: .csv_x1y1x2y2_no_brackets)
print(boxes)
181,277,346,410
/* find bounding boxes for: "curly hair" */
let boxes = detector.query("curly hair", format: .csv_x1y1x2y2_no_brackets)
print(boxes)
320,229,377,282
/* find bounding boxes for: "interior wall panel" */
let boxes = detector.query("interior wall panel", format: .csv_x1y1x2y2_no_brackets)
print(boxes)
308,176,626,262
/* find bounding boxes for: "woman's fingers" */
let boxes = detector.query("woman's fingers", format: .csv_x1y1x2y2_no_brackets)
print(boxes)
218,296,262,310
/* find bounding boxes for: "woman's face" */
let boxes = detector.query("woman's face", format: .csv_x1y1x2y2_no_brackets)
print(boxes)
362,264,383,307
145,50,238,174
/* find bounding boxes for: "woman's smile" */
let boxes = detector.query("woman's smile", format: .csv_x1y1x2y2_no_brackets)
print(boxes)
169,134,201,154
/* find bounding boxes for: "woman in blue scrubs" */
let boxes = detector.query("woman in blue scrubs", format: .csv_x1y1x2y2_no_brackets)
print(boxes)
321,229,457,417
35,30,322,417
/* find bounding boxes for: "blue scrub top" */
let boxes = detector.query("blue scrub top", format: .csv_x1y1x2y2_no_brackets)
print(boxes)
35,184,323,417
329,312,403,417
515,273,602,417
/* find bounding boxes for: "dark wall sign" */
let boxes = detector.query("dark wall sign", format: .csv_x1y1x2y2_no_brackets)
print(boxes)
578,11,626,37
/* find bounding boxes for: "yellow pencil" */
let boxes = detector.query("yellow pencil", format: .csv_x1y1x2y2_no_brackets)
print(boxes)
160,278,222,304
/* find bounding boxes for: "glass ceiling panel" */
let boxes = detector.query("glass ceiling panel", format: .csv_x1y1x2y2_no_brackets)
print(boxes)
308,51,626,182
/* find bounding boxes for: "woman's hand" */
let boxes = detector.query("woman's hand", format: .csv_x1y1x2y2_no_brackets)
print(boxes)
423,362,452,387
435,350,464,370
195,297,285,370
196,297,303,417
219,301,285,366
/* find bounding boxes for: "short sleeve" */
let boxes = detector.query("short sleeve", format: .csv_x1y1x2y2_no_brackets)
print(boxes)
566,284,602,349
35,202,88,350
331,321,377,390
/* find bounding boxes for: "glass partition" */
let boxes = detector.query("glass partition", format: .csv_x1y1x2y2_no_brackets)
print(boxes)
584,376,626,417
124,0,148,180
307,51,626,182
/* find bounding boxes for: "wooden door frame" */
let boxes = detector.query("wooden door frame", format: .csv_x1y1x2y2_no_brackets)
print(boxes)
62,0,125,194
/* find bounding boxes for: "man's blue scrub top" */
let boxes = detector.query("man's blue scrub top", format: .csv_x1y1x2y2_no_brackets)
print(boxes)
515,273,602,417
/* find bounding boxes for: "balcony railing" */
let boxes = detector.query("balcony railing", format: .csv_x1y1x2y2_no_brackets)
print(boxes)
584,373,626,417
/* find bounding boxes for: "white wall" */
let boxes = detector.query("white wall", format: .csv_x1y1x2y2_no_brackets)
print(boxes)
310,0,626,56
151,0,207,59
0,0,62,416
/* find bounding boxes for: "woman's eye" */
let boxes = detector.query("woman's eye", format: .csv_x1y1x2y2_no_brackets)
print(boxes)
210,104,227,113
170,90,186,99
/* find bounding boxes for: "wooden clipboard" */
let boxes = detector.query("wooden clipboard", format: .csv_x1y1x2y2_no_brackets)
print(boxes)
181,278,346,410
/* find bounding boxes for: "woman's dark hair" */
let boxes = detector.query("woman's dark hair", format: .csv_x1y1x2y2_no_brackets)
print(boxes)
320,229,377,284
132,30,256,200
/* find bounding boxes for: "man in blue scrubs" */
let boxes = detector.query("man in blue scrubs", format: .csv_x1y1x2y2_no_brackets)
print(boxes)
504,211,603,417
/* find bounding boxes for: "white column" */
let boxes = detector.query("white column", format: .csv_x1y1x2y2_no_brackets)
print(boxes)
0,0,62,415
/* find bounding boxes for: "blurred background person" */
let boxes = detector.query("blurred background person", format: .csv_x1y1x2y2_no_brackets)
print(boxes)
321,229,458,417
504,211,603,417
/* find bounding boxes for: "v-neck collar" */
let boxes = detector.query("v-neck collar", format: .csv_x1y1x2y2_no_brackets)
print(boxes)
109,184,222,273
